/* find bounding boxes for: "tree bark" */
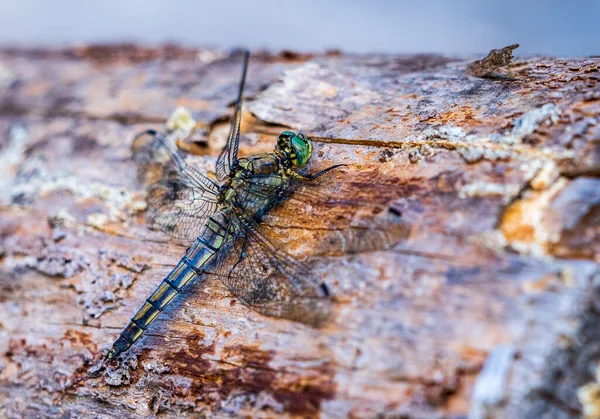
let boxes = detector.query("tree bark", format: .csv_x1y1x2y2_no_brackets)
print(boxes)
0,45,599,418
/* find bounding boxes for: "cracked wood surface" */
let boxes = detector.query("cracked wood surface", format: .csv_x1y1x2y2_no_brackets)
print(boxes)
0,46,599,418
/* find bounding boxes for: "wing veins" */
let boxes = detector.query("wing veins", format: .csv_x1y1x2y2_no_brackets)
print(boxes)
216,50,250,181
133,130,220,243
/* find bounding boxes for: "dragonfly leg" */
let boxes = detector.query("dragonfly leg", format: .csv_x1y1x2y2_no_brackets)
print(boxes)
293,164,347,181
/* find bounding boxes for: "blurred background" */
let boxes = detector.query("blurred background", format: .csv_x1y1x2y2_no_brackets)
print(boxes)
0,0,598,56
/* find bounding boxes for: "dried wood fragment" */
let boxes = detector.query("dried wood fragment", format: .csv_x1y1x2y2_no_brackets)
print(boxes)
467,43,520,77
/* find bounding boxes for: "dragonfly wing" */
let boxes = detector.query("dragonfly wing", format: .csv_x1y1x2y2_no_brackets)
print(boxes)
215,50,250,181
243,176,411,255
208,207,331,327
132,129,220,243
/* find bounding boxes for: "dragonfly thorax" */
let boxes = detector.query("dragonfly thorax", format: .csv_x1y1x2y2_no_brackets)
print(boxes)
217,153,289,210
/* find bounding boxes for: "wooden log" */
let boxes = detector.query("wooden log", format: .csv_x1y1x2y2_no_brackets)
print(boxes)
0,45,599,418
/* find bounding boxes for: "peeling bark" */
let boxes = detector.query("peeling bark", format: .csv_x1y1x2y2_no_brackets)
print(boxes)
0,45,599,418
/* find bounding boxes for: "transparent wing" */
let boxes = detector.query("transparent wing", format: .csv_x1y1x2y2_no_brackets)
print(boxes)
242,176,411,256
311,210,410,256
215,50,250,181
132,129,220,243
207,205,331,327
231,174,336,207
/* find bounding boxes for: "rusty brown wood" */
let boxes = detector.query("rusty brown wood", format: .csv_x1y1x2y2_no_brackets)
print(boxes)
0,45,599,418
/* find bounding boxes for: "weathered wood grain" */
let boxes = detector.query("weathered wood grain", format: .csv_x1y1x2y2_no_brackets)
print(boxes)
0,46,599,418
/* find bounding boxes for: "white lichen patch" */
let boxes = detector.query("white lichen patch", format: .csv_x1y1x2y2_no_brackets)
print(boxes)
105,364,134,386
0,124,29,205
499,177,569,256
0,122,146,225
518,159,546,184
490,104,560,147
469,345,516,419
579,383,600,418
404,124,517,163
510,103,560,139
530,160,559,191
130,198,148,213
407,143,435,164
457,145,514,163
196,49,225,64
141,358,171,374
86,213,109,229
415,124,467,143
8,173,145,224
53,208,78,225
166,106,197,135
471,230,509,252
403,103,562,164
459,182,521,204
0,64,15,91
559,265,575,288
578,364,600,418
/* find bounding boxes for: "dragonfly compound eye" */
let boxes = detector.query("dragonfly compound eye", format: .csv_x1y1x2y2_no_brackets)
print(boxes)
289,133,312,168
277,131,312,167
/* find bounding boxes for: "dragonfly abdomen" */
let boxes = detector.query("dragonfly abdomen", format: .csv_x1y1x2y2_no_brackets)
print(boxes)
106,212,230,360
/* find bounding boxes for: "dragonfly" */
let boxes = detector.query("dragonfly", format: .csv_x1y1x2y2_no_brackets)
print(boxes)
106,51,348,360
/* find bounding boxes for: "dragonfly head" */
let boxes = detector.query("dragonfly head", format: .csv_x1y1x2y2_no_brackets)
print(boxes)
276,131,312,168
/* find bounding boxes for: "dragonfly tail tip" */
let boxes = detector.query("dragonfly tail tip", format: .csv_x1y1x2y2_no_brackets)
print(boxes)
105,348,118,362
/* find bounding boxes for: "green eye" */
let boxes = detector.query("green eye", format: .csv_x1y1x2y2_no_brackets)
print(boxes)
290,134,312,167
